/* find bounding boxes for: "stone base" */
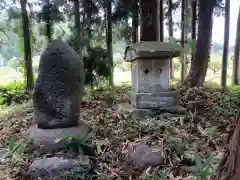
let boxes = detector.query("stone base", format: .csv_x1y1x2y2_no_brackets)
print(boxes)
128,90,180,109
117,103,187,119
27,123,91,151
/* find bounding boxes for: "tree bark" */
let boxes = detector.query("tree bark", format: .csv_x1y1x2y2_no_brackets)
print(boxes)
20,0,34,93
221,0,230,88
233,6,240,85
73,0,82,57
74,0,81,37
168,0,174,79
191,0,196,64
159,0,164,42
140,0,158,41
180,0,186,81
132,0,138,43
45,0,52,43
106,0,114,90
183,0,215,87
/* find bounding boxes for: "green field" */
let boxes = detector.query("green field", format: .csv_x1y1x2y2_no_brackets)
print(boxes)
0,54,234,87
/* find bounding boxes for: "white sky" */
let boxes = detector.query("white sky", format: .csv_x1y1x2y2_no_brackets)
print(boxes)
169,1,240,45
212,0,239,45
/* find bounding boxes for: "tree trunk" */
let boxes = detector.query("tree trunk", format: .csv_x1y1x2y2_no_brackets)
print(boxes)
183,0,215,87
140,0,158,41
180,0,186,81
45,0,52,43
132,0,138,43
221,0,230,88
191,0,196,64
73,0,83,58
159,0,164,42
20,0,34,93
106,0,114,90
168,0,174,80
74,0,81,37
83,0,92,42
233,6,240,85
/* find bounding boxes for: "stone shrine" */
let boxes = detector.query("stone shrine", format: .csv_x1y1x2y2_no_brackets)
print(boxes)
27,39,90,151
118,41,184,119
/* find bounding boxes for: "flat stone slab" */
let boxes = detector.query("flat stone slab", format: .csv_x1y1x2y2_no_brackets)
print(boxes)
117,103,157,119
128,91,180,109
28,156,91,179
117,103,186,119
27,123,91,151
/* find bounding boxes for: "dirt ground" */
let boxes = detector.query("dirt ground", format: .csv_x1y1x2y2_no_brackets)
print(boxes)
0,85,238,179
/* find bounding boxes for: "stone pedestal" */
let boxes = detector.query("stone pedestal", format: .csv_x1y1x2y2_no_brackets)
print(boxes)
118,42,185,119
27,123,91,151
117,103,187,119
128,91,180,109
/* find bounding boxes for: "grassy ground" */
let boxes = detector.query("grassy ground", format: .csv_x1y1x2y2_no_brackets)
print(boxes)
0,67,23,85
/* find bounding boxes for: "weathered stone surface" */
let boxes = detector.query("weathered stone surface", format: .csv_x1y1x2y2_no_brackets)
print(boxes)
117,103,157,119
126,142,165,168
33,39,85,129
27,123,90,151
161,106,187,114
28,156,91,179
131,59,170,93
124,41,181,61
128,91,180,109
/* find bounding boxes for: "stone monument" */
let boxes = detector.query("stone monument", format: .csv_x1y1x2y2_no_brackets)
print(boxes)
118,41,185,119
27,39,90,151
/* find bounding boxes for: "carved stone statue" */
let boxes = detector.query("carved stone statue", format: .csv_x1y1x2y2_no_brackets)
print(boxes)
33,39,85,129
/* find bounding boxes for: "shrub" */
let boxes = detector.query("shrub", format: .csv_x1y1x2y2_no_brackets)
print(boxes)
8,56,40,74
0,81,30,105
173,58,181,72
208,59,222,74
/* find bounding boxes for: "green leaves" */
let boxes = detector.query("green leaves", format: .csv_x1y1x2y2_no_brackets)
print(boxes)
0,80,30,105
187,152,217,180
56,131,96,156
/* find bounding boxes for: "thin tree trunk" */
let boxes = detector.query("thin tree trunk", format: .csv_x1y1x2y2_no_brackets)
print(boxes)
191,0,196,64
73,0,82,58
20,0,34,93
74,0,81,37
221,0,230,88
83,0,91,43
106,0,114,91
168,0,174,79
233,6,240,85
45,0,52,43
183,0,215,87
159,0,164,42
140,0,158,41
180,0,186,81
132,0,138,43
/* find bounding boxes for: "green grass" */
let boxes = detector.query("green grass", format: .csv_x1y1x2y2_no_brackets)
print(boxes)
0,66,23,85
0,54,235,87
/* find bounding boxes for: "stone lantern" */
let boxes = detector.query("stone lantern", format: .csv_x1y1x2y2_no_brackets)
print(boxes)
118,41,184,119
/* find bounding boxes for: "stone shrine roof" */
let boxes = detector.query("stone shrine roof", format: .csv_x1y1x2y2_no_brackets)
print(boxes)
124,41,181,61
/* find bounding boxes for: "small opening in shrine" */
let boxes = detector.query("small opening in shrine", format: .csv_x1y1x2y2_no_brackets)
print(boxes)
144,69,149,74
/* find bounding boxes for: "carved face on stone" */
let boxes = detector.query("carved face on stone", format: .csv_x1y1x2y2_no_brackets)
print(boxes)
33,39,85,129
